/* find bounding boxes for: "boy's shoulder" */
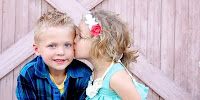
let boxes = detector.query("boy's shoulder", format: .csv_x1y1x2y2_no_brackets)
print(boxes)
19,56,40,77
67,59,92,77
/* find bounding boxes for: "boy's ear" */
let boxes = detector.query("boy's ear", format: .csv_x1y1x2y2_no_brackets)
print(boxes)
33,44,40,56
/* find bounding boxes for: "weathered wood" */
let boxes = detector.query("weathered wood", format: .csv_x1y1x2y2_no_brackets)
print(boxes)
161,0,175,79
0,32,34,79
15,0,29,42
174,0,189,95
45,0,88,25
146,0,161,69
0,71,13,100
1,0,16,52
134,0,148,56
130,53,194,100
188,0,200,98
0,0,2,53
28,0,41,30
78,0,104,10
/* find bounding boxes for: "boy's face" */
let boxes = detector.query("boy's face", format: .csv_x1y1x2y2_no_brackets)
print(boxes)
34,26,75,71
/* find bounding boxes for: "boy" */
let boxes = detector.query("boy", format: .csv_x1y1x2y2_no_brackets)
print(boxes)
16,10,91,100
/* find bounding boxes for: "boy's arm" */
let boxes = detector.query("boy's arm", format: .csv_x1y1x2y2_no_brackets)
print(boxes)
16,75,37,100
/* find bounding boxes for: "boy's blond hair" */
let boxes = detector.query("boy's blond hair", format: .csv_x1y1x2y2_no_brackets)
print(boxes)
34,10,75,44
89,10,138,67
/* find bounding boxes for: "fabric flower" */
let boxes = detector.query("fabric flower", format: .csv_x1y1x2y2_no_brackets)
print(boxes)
84,13,102,37
91,24,102,36
86,76,103,98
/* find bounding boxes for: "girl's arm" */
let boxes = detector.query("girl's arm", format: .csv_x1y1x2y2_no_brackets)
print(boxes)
110,70,141,100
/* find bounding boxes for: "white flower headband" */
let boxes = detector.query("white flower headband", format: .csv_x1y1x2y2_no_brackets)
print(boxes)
83,12,102,37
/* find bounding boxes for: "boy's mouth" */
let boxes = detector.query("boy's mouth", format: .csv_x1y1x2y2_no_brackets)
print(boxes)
53,59,66,64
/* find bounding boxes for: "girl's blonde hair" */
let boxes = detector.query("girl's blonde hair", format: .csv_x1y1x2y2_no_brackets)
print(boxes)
34,10,75,44
89,10,138,67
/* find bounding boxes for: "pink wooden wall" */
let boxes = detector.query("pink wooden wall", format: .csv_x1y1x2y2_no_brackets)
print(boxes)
0,0,199,99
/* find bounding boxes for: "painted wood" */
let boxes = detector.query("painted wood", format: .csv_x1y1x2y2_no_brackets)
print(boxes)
0,71,13,100
134,0,148,56
28,0,41,30
15,0,29,42
188,0,200,98
174,0,189,95
131,53,193,99
44,0,88,25
0,31,34,79
0,0,2,53
161,0,175,79
1,0,16,52
146,0,161,69
1,0,200,99
78,0,104,10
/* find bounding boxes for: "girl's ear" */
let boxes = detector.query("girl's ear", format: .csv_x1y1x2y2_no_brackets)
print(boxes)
33,44,40,56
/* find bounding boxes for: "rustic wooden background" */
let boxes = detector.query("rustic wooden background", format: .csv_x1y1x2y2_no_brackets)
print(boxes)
0,0,199,100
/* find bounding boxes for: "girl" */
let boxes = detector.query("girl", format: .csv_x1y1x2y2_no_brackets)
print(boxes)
74,10,148,100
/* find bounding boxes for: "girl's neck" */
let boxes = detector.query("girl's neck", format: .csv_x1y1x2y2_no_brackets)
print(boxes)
89,58,113,79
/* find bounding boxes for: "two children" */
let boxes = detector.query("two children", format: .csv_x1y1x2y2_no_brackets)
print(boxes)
74,10,149,100
16,10,91,100
16,9,148,100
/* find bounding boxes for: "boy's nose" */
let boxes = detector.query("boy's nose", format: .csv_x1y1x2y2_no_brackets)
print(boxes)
56,47,65,56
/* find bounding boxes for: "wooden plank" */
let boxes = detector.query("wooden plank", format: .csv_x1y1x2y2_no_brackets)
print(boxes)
41,0,55,14
134,0,148,56
146,0,161,68
28,0,41,30
44,0,88,25
188,0,200,98
0,71,13,100
0,0,2,53
2,0,16,52
78,0,104,10
130,53,194,99
174,0,189,94
0,32,34,79
161,0,175,79
147,90,159,100
15,0,29,41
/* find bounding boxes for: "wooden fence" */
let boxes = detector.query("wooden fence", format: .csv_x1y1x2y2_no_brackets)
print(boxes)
0,0,199,100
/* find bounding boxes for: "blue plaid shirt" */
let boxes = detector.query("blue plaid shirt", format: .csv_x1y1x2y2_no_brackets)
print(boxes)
16,56,92,100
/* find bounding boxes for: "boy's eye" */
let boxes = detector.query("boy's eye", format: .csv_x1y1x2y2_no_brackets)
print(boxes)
65,43,72,48
47,44,56,48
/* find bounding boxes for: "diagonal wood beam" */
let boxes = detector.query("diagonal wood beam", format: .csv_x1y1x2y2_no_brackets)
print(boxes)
0,31,34,79
45,0,87,25
131,53,194,100
78,0,104,10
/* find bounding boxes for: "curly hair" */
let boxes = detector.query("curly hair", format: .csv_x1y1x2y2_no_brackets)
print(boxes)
89,10,138,67
34,10,75,44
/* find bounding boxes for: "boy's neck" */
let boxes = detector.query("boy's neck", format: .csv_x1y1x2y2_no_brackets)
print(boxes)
49,68,66,85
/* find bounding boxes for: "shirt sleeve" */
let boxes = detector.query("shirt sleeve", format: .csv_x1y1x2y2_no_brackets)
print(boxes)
16,75,37,100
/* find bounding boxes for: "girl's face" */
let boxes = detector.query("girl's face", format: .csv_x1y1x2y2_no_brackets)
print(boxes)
74,21,93,59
